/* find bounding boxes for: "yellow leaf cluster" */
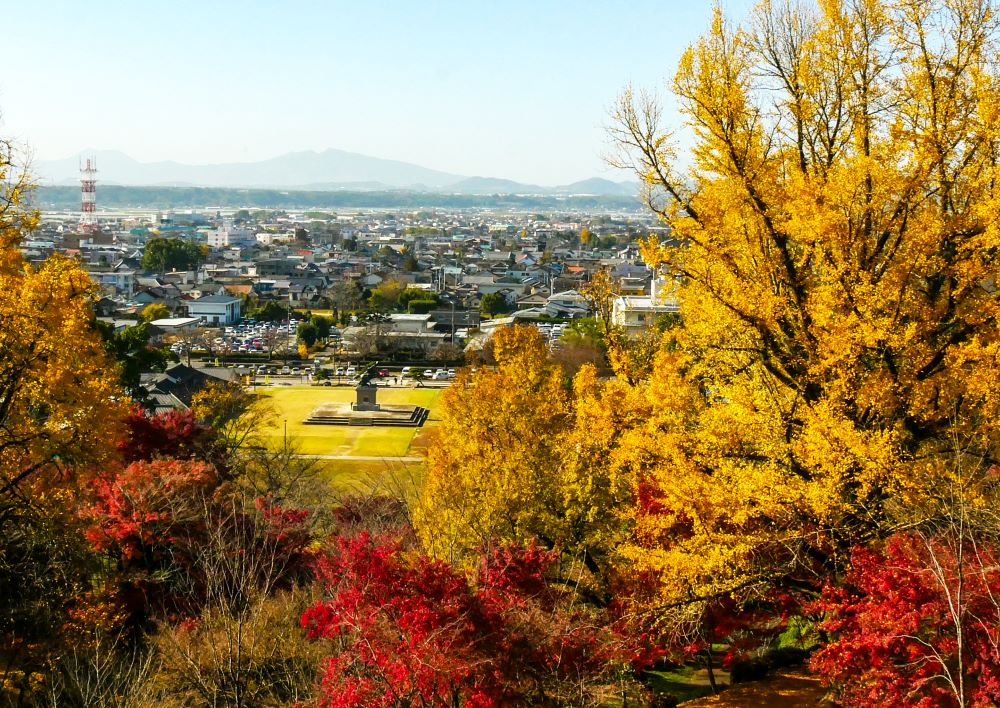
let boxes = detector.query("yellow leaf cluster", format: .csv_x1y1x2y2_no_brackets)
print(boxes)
603,0,1000,614
413,325,636,572
0,164,125,495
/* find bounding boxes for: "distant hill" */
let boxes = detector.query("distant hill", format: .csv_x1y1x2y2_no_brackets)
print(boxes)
446,176,546,194
33,149,639,197
554,177,639,196
34,149,464,190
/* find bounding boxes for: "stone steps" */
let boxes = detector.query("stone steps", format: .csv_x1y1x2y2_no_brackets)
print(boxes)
302,406,429,428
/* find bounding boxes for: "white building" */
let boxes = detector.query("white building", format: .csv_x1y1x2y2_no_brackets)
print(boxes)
255,231,295,246
612,273,679,336
206,221,255,248
546,290,589,310
186,294,242,326
149,317,200,332
88,268,136,296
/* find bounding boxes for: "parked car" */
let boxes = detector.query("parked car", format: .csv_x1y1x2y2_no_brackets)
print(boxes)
346,367,357,377
335,367,345,376
401,366,412,377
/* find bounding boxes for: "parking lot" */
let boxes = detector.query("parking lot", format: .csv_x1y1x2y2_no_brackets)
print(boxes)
220,363,458,388
170,317,314,359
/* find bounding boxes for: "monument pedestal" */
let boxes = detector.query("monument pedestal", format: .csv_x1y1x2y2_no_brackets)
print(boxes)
304,381,427,427
352,384,381,412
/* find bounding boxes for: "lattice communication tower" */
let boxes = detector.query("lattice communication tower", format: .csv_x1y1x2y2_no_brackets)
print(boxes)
80,157,97,229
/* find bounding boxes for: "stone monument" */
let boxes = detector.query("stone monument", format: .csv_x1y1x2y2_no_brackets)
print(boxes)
303,362,428,427
353,382,381,412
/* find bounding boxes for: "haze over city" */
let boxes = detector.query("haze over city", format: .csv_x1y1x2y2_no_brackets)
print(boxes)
3,0,756,185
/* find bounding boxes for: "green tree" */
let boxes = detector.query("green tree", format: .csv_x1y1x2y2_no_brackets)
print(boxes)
311,314,333,340
140,238,205,273
95,322,171,399
296,321,318,348
479,292,512,317
397,287,439,311
248,300,288,322
368,280,405,312
407,300,438,314
562,317,607,352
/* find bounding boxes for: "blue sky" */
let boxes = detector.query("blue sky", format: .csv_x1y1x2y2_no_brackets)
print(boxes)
2,1,758,185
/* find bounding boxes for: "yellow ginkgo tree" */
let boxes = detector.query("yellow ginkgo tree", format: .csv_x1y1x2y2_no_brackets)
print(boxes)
414,325,640,586
0,143,125,501
608,0,1000,617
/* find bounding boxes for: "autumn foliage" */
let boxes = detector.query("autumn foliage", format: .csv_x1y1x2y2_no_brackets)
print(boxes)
415,325,638,582
304,533,639,707
603,0,1000,650
812,532,1000,707
11,0,1000,703
83,455,316,625
0,142,130,697
119,405,216,463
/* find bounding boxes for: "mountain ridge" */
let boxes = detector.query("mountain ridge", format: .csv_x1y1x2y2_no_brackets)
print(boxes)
34,149,638,197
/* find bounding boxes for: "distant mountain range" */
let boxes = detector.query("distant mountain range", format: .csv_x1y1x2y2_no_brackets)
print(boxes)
34,149,639,197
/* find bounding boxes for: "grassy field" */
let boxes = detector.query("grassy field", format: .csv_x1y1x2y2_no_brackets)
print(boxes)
310,458,424,496
258,385,444,457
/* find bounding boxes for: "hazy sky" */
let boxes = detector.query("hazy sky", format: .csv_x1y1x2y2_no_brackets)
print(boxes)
2,0,758,185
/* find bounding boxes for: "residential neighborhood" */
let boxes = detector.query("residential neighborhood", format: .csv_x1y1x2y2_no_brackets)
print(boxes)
24,205,679,412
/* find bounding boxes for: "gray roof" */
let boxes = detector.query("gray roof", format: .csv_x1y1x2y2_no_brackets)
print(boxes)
193,294,241,304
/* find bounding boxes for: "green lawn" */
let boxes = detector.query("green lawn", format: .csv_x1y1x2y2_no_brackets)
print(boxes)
258,386,443,457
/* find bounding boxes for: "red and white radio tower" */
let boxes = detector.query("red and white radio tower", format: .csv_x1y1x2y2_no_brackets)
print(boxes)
80,157,97,230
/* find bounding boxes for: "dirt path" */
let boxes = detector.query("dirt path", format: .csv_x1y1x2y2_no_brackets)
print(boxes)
679,669,830,707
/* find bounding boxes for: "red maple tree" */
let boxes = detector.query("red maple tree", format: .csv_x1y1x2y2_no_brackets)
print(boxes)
811,531,1000,707
84,457,315,626
119,405,216,463
302,533,639,707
